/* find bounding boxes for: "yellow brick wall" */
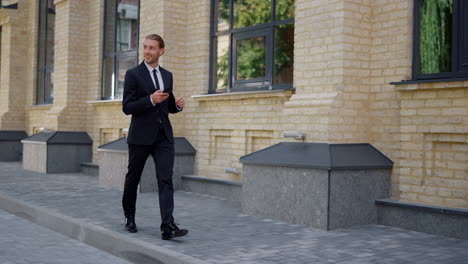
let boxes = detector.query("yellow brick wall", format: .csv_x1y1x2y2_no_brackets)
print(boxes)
0,2,32,131
369,0,468,208
396,84,468,208
369,0,412,199
284,0,373,144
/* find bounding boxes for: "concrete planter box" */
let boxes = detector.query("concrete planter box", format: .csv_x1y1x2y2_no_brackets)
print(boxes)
21,131,93,173
0,131,27,161
98,137,196,192
240,143,393,230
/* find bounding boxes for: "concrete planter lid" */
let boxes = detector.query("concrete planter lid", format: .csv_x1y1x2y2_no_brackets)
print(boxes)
0,131,28,141
98,137,196,155
240,142,394,170
21,131,93,145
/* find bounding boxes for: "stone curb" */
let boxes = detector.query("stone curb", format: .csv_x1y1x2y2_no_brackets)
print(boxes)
0,192,211,264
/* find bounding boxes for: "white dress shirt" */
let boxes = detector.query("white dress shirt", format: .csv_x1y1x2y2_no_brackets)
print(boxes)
144,61,181,111
144,61,164,106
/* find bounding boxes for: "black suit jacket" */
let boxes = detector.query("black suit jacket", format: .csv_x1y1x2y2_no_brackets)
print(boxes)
123,61,181,145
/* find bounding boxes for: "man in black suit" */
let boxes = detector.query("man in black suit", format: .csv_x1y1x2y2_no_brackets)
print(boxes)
122,34,188,240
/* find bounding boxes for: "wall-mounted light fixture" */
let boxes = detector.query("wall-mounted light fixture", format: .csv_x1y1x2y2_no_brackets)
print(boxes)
225,167,240,174
282,130,305,141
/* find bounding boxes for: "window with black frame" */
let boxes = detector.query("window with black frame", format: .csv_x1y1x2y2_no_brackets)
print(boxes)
210,0,294,93
102,0,139,100
36,0,55,105
413,0,468,80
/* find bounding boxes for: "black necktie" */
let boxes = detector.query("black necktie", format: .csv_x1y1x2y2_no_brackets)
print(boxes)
152,69,161,91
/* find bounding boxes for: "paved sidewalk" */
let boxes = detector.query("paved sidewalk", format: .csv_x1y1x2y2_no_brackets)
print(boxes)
0,162,467,264
0,210,132,264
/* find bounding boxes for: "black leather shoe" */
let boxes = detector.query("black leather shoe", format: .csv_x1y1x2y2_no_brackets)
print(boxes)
125,216,138,233
161,222,188,240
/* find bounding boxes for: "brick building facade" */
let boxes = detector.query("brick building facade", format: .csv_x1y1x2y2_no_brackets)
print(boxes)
0,0,466,209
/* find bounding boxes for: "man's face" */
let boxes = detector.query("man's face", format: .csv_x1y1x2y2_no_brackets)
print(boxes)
143,39,164,66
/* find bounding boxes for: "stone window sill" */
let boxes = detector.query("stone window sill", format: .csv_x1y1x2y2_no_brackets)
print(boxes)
87,99,122,106
25,104,53,111
391,79,468,91
192,89,294,102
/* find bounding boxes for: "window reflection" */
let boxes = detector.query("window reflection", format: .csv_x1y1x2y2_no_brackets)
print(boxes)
116,55,137,99
216,0,230,32
102,0,139,100
234,0,271,28
216,35,230,92
36,0,55,104
274,23,294,84
276,0,294,21
117,1,139,51
211,0,294,92
236,36,266,80
419,0,452,74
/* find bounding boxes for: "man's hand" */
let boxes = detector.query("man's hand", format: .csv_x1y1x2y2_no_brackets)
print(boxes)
175,97,185,108
151,90,169,104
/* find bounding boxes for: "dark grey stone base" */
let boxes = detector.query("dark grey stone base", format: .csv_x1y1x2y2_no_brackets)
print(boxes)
80,163,99,177
329,169,391,230
48,145,92,173
98,137,195,193
376,199,468,240
242,164,391,230
0,141,23,161
0,131,27,161
21,131,93,173
98,152,192,193
181,175,242,201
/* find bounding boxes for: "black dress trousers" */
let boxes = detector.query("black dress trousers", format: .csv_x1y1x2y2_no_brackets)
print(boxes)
122,124,175,227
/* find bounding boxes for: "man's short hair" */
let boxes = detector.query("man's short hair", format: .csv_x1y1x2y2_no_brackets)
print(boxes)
145,34,165,49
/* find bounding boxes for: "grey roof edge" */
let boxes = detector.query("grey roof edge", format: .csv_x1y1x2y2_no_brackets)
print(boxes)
97,137,126,150
376,199,468,217
239,142,284,161
367,144,395,165
98,137,197,155
240,142,394,170
21,131,56,143
0,130,28,141
48,131,93,145
22,131,93,145
174,137,197,155
241,160,332,170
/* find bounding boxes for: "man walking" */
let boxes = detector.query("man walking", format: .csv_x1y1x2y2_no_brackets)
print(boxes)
122,34,188,240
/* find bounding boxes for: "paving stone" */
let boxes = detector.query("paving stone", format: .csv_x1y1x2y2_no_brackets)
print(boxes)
0,210,132,264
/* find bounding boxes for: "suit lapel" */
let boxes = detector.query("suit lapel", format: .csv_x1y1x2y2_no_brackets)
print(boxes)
138,62,156,92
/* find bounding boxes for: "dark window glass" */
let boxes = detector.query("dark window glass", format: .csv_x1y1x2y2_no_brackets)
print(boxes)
413,0,468,79
276,0,294,20
419,0,452,74
234,0,271,28
216,0,230,32
274,23,294,85
116,54,137,97
215,35,230,92
236,36,266,80
102,0,139,100
36,0,55,104
210,0,294,93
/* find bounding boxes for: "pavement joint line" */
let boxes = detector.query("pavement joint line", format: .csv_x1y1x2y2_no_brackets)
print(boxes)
0,191,211,264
